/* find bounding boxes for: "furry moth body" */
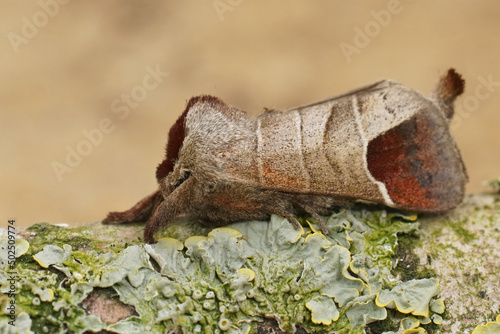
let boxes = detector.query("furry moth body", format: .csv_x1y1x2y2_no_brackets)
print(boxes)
103,69,467,244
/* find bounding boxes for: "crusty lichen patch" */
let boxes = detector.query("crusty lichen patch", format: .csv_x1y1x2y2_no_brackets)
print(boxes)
413,194,500,333
1,193,499,334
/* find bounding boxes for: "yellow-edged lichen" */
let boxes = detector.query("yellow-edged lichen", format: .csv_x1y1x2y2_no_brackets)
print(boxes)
0,210,454,333
375,278,440,317
472,314,500,334
306,295,339,325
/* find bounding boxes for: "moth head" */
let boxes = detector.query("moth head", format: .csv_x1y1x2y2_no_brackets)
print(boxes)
155,95,229,197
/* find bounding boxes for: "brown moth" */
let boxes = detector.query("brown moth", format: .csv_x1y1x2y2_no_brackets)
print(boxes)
103,69,467,244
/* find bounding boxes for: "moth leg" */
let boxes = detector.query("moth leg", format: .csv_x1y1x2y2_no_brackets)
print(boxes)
265,206,302,230
143,200,171,244
144,214,161,244
285,214,302,230
261,195,302,230
103,191,163,224
144,177,200,243
299,204,329,235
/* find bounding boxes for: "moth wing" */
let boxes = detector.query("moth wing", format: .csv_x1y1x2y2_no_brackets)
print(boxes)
249,78,467,213
366,106,467,213
364,71,467,212
245,81,402,200
181,79,467,214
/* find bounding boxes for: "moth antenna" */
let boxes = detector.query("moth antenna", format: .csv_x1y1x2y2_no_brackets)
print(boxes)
431,68,465,119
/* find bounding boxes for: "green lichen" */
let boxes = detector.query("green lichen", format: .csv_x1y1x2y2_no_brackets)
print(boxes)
0,238,29,261
444,221,477,243
26,222,137,254
486,176,500,192
306,295,340,325
472,314,500,334
33,244,72,269
1,209,450,334
376,278,440,317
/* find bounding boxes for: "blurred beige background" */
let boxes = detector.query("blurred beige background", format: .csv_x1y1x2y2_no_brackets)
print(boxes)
1,1,499,227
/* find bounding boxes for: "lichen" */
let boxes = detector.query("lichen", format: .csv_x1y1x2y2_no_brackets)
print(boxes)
375,278,440,317
306,295,339,325
0,238,29,261
472,314,500,334
486,176,500,193
33,244,72,268
0,208,451,334
412,193,500,332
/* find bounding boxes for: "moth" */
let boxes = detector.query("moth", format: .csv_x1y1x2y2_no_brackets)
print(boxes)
103,69,467,244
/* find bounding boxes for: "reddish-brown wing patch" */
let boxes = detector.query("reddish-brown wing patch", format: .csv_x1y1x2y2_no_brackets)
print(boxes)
212,193,260,214
367,112,453,212
262,164,306,189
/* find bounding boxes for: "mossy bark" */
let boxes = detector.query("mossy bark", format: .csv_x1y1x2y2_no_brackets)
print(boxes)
1,193,499,334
